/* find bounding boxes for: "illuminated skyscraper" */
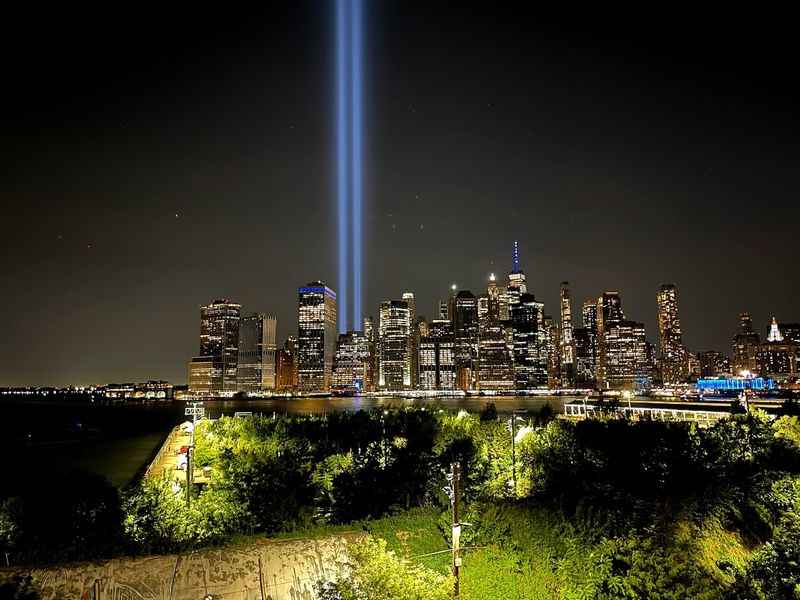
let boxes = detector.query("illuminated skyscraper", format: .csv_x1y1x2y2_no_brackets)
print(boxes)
487,273,501,322
379,299,411,390
595,292,625,389
437,299,449,321
506,241,527,310
236,313,277,392
756,317,798,378
276,336,298,391
477,274,514,390
697,350,730,377
188,299,241,395
511,292,548,388
656,284,686,384
559,282,575,386
779,323,800,345
297,282,337,391
363,316,377,391
580,299,598,385
453,290,479,388
419,319,456,390
544,315,561,388
602,319,651,390
732,312,760,374
403,292,420,388
332,330,371,391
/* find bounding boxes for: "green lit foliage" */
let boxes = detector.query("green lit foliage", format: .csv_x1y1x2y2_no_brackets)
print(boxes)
122,477,245,553
315,537,453,600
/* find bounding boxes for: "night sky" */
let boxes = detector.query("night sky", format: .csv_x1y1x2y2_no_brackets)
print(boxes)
3,4,798,386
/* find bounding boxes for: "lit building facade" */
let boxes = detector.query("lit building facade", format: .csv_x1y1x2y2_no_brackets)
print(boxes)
559,282,575,386
697,350,731,378
656,284,686,385
756,317,798,378
453,290,479,388
732,312,760,374
297,282,337,391
236,313,277,393
545,315,561,388
332,330,371,391
188,299,241,395
403,292,420,388
573,327,595,386
602,320,652,390
595,291,624,388
511,292,548,389
363,316,377,391
419,319,456,390
379,299,412,390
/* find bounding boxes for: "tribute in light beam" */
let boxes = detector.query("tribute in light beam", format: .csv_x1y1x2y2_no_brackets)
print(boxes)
336,0,350,333
350,0,363,331
335,0,364,334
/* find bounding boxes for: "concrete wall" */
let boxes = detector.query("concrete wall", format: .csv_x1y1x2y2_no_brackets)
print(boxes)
2,534,358,600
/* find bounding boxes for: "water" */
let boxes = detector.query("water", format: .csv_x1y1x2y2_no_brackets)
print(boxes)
1,395,569,488
201,395,568,418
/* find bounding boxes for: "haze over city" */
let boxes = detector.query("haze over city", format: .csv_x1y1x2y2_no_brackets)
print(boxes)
3,4,798,388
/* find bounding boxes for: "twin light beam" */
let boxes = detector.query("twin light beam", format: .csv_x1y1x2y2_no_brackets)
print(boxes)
336,0,363,333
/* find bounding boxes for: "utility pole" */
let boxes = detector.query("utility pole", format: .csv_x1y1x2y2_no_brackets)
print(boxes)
184,401,204,508
507,410,526,496
186,446,193,508
451,461,461,598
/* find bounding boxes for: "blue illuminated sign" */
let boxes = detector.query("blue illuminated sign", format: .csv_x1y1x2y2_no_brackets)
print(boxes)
696,377,775,391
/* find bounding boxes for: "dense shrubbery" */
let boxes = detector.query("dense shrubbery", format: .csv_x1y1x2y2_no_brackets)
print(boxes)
2,404,800,599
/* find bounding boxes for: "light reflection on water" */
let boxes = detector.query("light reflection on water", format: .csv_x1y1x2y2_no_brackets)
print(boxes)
201,395,572,419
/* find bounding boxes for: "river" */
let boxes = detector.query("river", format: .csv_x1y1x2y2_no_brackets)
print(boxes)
1,395,569,489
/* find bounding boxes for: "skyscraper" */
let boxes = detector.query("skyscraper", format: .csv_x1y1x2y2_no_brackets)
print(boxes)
595,292,622,388
572,327,595,386
332,330,371,391
453,290,479,389
477,274,514,390
595,291,650,390
297,282,337,391
188,299,241,395
236,313,277,393
403,292,420,388
511,292,548,389
602,319,651,390
581,299,598,384
732,312,760,374
756,317,798,378
363,316,377,391
379,299,411,390
544,315,561,388
697,350,731,377
656,284,686,385
506,241,527,309
419,319,456,390
559,282,575,386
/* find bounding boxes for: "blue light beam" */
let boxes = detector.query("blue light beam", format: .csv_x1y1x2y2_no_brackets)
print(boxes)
350,0,363,330
336,0,350,333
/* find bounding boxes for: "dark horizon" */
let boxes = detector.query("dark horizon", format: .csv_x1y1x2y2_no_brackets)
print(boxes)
3,4,798,386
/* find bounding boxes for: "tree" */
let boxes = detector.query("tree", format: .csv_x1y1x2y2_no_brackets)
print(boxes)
315,538,452,600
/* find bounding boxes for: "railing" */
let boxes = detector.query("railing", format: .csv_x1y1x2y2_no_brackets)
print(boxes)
562,403,727,426
144,425,181,480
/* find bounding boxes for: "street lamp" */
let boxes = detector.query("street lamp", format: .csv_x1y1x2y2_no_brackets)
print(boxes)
506,410,527,496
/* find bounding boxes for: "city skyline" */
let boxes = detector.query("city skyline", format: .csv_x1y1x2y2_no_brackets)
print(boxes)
3,4,799,386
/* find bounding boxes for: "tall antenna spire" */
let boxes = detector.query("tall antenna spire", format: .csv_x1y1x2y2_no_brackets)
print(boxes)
512,240,521,273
